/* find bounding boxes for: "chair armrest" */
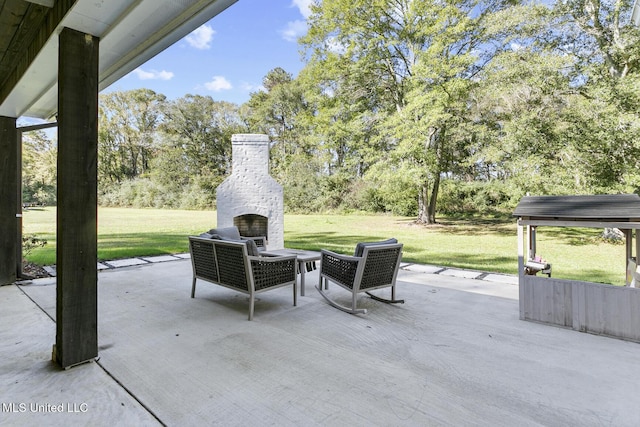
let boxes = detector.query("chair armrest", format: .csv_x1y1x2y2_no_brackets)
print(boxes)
249,255,296,290
320,249,362,288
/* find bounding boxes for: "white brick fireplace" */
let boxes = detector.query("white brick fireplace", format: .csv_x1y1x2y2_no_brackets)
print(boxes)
216,134,284,250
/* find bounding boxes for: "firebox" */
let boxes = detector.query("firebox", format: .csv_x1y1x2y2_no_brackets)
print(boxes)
234,214,268,239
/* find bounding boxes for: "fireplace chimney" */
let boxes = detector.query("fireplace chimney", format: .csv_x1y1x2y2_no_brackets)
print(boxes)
216,134,284,250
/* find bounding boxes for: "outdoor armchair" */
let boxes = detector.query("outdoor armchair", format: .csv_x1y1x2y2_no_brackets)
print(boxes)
316,240,404,314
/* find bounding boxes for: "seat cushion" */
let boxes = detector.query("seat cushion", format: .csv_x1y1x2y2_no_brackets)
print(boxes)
207,226,241,240
241,239,260,257
354,238,398,257
215,236,260,257
199,227,259,256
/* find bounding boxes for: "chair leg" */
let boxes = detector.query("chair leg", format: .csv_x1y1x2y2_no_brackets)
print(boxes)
249,294,255,321
293,281,297,306
191,277,197,298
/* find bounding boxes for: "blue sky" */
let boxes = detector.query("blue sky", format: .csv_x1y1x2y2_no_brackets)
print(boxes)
103,0,312,105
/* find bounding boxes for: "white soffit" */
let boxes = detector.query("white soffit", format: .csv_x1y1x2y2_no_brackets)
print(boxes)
0,0,237,119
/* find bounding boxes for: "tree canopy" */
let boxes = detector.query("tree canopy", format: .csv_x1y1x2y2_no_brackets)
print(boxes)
22,0,640,221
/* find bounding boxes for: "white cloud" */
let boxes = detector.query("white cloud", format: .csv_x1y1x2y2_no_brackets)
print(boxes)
132,68,174,80
280,20,308,42
241,82,266,93
185,24,215,50
280,0,313,42
292,0,313,18
205,75,233,91
326,36,347,55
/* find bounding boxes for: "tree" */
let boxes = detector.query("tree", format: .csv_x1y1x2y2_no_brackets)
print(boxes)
22,130,56,205
98,89,166,184
246,68,312,175
551,0,640,192
552,0,640,79
302,0,534,222
158,94,247,193
301,0,424,212
472,47,583,193
245,68,329,210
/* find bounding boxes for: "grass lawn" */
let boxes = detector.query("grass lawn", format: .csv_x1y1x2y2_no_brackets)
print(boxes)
22,206,627,285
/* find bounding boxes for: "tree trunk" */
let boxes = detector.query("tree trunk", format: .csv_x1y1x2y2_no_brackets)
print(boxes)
417,175,441,225
427,172,440,224
417,184,429,223
417,178,440,224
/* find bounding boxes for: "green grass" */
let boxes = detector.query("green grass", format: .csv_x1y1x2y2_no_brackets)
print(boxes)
22,207,627,285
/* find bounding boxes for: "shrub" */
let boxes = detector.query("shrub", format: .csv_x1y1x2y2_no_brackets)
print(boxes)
438,180,519,215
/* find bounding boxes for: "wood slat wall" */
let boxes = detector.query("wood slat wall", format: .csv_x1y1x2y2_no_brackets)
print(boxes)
520,276,573,327
573,283,640,342
521,275,640,343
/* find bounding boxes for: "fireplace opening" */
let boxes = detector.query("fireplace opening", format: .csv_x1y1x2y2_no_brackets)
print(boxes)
234,214,268,240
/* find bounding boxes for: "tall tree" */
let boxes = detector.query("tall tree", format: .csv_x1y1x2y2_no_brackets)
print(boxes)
552,0,640,79
246,68,311,175
303,0,533,222
301,0,422,209
22,130,57,205
98,89,166,183
158,94,247,191
552,0,640,191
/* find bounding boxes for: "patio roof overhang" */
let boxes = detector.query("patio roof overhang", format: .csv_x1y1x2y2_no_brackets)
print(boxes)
0,0,237,120
0,0,238,369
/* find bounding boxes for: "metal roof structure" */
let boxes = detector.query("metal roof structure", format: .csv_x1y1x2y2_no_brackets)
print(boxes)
513,194,640,222
0,0,237,119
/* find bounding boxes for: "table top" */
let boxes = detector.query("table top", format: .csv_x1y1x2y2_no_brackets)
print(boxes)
262,248,321,261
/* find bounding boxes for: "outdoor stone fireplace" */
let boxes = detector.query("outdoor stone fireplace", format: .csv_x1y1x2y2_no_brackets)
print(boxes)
216,134,284,250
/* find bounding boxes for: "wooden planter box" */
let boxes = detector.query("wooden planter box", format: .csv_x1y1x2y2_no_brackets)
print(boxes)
520,275,640,342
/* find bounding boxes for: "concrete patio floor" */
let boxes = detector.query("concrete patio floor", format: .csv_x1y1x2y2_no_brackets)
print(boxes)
2,258,640,426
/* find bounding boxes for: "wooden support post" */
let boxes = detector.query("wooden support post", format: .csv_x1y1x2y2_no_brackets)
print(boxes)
529,226,537,259
625,229,632,261
16,130,23,278
0,116,18,285
626,228,640,288
54,28,99,368
624,229,632,286
636,229,640,264
517,220,525,320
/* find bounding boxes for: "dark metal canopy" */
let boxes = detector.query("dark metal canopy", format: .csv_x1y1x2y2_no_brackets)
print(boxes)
513,194,640,221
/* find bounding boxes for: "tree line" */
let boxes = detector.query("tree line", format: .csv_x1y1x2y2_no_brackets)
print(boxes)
22,0,640,223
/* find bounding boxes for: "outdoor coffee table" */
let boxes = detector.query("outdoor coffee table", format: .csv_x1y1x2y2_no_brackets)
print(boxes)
261,248,321,296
